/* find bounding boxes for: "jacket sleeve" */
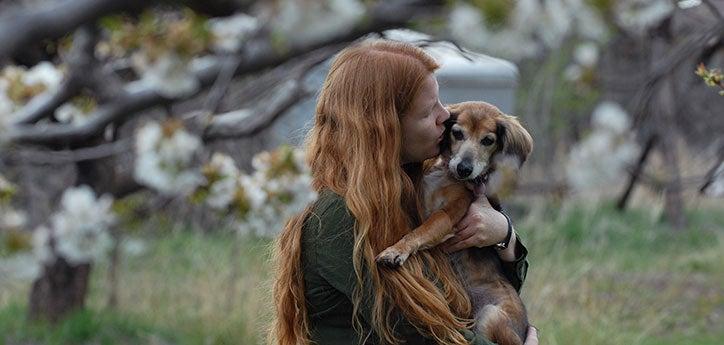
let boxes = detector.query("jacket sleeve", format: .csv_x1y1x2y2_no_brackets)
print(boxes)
499,236,529,293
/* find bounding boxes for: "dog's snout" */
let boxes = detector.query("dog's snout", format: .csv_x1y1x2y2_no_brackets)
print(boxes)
456,159,473,178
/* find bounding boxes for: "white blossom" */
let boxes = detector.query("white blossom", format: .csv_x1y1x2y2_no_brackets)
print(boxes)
1,62,64,137
448,0,609,62
51,186,116,264
591,101,631,134
55,103,92,126
448,3,539,61
0,208,26,230
134,121,203,195
132,52,199,98
204,153,241,209
209,13,259,53
574,42,599,68
240,147,316,238
0,252,43,281
120,237,147,257
272,0,365,45
563,64,583,82
23,61,64,92
677,0,701,9
566,102,639,194
238,174,266,210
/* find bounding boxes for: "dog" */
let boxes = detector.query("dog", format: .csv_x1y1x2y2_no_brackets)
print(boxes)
376,101,533,345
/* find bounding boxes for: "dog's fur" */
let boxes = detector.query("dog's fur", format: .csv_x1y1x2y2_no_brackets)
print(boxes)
376,101,533,345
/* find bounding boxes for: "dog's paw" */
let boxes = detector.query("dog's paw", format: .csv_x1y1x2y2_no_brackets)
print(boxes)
375,247,410,268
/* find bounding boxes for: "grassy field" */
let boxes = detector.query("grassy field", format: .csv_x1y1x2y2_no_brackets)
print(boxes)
1,200,722,345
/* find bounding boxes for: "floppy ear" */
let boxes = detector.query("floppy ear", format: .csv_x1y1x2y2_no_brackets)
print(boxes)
495,114,533,165
439,108,459,157
487,114,533,199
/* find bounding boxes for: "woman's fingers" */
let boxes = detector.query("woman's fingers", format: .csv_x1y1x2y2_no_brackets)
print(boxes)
524,326,539,345
443,237,478,253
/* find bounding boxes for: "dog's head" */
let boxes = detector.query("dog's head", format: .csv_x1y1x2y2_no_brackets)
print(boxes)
442,101,533,184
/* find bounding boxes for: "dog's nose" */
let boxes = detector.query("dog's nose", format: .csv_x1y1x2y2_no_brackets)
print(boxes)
457,159,473,178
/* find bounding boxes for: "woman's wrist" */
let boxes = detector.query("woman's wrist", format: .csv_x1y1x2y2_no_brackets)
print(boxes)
496,229,518,262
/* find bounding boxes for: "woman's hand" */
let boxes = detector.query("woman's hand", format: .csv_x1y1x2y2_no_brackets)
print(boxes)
524,326,539,345
441,194,509,253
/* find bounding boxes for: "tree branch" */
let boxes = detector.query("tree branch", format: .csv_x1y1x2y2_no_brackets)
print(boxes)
5,0,441,145
202,43,342,139
0,0,146,63
2,138,131,165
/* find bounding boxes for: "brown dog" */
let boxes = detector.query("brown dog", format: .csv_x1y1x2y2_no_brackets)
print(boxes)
376,101,533,345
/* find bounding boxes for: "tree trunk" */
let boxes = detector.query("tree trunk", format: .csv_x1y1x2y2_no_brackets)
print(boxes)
28,259,91,322
28,135,117,321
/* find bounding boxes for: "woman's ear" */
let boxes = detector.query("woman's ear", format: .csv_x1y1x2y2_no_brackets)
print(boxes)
495,114,533,165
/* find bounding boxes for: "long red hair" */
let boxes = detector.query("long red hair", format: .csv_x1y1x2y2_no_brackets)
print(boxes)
271,40,472,345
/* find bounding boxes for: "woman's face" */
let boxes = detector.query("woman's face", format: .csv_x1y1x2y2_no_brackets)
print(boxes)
400,74,450,164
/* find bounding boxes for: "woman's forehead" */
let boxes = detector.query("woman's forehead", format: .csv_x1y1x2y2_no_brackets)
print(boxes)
416,75,439,100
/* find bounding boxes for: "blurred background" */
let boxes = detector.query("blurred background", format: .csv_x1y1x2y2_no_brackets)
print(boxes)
0,0,722,344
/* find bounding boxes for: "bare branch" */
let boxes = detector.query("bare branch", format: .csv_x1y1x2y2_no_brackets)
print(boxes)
202,55,242,113
0,0,145,63
5,0,441,145
631,20,724,125
701,0,724,21
2,138,131,165
202,79,308,140
202,43,342,140
7,88,162,145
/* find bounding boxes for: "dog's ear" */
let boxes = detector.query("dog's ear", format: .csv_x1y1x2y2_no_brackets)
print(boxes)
495,114,533,165
439,108,459,156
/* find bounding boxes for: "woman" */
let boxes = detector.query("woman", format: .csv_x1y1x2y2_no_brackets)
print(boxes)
271,40,537,345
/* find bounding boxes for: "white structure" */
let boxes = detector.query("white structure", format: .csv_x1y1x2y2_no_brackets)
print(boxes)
270,30,519,146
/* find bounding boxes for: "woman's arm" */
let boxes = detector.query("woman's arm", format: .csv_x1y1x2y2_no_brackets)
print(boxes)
442,194,529,291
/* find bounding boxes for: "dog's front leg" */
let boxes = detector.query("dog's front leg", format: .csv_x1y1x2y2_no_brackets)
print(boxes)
376,188,472,267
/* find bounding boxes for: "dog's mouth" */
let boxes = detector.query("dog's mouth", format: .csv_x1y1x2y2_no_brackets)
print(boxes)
471,169,491,186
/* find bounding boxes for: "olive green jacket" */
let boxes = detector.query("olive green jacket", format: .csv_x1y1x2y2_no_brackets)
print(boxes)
301,190,529,345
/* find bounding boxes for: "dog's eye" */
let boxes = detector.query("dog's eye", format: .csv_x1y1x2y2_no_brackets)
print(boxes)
452,129,464,140
481,136,495,146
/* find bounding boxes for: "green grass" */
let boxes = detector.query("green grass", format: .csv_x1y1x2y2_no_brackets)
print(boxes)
1,202,722,345
516,201,724,345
